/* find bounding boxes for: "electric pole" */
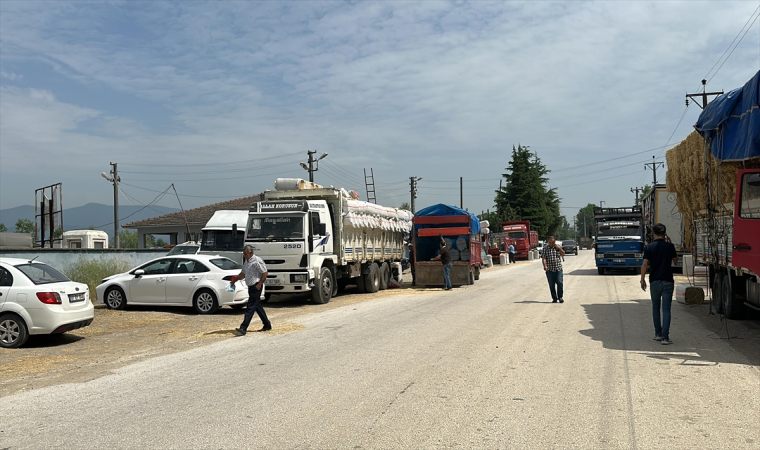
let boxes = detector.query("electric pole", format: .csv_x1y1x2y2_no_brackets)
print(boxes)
300,150,328,183
631,187,643,205
460,177,463,209
410,176,422,213
102,163,120,248
685,79,724,109
644,156,664,186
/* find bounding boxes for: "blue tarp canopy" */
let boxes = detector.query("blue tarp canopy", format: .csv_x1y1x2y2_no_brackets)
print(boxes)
694,70,760,162
414,204,481,234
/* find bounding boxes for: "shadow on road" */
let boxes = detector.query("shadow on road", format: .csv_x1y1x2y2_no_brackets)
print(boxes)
568,269,639,276
580,299,760,366
23,333,85,348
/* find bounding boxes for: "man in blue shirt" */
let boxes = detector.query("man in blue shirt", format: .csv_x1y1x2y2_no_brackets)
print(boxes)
640,223,679,345
507,243,516,264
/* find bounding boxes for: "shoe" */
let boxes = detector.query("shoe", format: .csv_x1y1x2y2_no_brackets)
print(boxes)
661,338,673,345
552,299,558,303
559,298,564,303
653,334,662,341
257,325,272,332
234,328,246,336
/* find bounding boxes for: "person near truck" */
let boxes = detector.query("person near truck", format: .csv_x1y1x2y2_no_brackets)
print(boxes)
640,223,678,345
542,236,565,303
233,245,272,335
408,243,417,286
508,242,516,264
431,237,453,290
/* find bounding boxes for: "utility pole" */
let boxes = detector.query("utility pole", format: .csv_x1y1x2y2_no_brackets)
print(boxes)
685,79,724,109
460,177,463,209
410,176,422,213
644,156,664,186
631,187,643,205
300,150,328,183
102,163,120,248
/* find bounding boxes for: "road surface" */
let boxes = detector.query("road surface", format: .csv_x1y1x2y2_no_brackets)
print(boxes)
2,251,760,449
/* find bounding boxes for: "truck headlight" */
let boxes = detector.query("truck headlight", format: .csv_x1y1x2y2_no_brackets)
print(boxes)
634,253,642,258
291,274,308,283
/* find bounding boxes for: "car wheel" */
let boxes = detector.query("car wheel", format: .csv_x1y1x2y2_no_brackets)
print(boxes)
378,262,391,290
193,289,219,314
0,313,29,349
312,267,333,304
364,263,380,293
105,287,127,310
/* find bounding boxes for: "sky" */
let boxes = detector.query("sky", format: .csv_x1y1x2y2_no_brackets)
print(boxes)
2,1,760,227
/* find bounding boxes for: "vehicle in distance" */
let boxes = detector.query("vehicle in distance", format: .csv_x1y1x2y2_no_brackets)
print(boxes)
166,242,200,256
0,257,94,349
96,255,249,314
562,240,578,255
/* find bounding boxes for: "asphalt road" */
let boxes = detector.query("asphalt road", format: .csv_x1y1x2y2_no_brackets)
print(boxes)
2,251,760,449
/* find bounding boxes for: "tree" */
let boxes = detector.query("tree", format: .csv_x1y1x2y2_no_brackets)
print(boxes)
118,229,138,248
155,238,168,247
0,223,7,232
575,203,597,238
399,202,411,210
14,218,34,235
639,184,652,203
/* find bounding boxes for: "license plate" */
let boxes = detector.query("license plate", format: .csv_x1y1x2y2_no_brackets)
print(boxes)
69,293,85,303
613,259,626,263
265,279,280,285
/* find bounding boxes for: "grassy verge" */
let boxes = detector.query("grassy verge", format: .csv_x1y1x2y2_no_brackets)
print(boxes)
64,255,132,302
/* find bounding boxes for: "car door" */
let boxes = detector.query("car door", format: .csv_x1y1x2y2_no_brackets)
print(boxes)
733,170,760,276
0,266,12,307
165,258,206,304
128,259,174,303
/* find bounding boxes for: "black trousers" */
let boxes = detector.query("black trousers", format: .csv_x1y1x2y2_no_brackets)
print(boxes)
240,284,271,331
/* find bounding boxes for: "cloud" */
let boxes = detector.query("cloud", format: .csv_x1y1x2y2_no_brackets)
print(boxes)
0,71,24,81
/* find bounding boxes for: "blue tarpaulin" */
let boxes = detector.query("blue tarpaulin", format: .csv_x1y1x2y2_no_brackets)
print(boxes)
414,204,481,234
694,70,760,162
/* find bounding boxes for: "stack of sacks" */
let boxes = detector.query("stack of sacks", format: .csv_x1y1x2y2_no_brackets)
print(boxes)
449,249,460,261
480,220,490,229
341,194,413,232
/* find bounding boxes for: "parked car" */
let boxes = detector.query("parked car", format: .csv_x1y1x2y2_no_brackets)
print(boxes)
0,257,94,349
537,241,545,257
96,255,249,314
562,240,579,255
166,242,200,256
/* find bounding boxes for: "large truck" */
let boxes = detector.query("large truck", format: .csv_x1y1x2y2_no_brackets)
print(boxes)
501,221,538,260
691,71,760,319
412,204,483,287
594,206,644,275
199,210,248,261
243,179,412,304
578,237,594,250
641,185,685,270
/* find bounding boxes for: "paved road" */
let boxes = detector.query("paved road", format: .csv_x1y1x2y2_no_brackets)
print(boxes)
2,251,760,449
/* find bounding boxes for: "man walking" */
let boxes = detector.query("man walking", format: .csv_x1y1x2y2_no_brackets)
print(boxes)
508,242,516,264
431,237,453,290
542,236,565,303
640,223,678,345
233,244,272,335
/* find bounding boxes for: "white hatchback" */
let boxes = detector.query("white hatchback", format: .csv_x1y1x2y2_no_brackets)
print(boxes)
96,255,249,314
0,257,94,349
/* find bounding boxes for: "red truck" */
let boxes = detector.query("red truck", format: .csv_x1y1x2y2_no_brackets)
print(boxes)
693,70,760,320
501,221,539,260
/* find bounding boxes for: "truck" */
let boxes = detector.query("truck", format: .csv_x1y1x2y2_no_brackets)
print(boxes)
199,210,248,261
594,206,644,275
691,70,760,319
641,184,685,270
501,221,538,260
412,204,483,287
578,237,594,250
243,178,412,304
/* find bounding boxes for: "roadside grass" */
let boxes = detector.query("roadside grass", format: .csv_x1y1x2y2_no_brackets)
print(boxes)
64,256,132,302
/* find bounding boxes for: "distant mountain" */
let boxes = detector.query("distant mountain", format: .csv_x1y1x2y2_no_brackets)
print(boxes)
0,203,179,238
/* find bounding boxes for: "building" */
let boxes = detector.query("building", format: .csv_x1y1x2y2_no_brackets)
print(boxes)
122,195,259,248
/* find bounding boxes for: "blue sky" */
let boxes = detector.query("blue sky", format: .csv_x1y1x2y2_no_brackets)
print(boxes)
1,1,760,225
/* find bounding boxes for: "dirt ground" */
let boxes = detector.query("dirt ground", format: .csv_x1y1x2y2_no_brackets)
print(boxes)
0,263,517,398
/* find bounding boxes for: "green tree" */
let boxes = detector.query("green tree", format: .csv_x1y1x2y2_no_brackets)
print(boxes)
0,223,7,232
118,229,138,248
399,202,411,211
14,218,34,235
495,145,561,239
155,238,168,247
575,203,597,238
639,185,652,203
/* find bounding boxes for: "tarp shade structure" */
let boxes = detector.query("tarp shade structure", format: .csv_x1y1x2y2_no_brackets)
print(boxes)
694,70,760,162
413,204,481,262
413,204,481,234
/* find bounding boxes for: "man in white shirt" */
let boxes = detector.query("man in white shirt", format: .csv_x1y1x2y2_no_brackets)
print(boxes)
233,245,272,335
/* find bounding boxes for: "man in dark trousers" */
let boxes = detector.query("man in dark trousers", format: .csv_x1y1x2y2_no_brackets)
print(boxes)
431,237,453,290
542,236,565,303
408,243,416,286
233,244,272,335
508,242,516,264
640,223,678,345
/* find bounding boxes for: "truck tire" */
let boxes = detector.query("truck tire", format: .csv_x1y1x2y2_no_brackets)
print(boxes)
711,273,723,315
597,268,605,275
378,263,390,290
311,267,333,304
364,263,380,293
468,268,475,285
331,273,340,298
722,275,744,320
473,266,480,281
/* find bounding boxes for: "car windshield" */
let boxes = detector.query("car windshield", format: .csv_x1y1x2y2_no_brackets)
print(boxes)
167,245,199,255
564,241,576,246
201,231,244,251
15,263,70,285
508,231,526,239
210,258,242,271
247,214,305,240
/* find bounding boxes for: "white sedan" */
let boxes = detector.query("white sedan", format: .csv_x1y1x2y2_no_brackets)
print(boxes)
96,255,249,314
0,257,94,349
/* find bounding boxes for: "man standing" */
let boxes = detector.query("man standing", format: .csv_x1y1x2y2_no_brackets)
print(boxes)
408,243,417,286
640,223,678,345
542,236,565,303
233,244,272,335
508,242,516,264
431,238,453,290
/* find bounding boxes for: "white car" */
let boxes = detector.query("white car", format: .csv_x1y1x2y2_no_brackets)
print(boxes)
0,257,94,349
96,255,250,314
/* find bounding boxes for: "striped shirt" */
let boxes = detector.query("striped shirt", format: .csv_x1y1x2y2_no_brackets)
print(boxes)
242,255,267,286
543,246,563,272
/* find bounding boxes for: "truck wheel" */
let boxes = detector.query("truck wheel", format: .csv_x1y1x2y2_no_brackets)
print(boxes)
331,273,340,298
378,263,390,290
722,275,743,320
468,268,475,285
597,268,605,275
364,263,380,293
473,266,480,281
312,267,333,304
711,273,723,315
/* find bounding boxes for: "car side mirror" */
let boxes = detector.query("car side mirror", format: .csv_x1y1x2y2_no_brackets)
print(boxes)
318,223,327,236
134,269,145,277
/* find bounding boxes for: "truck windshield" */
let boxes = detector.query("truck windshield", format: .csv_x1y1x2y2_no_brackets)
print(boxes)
508,231,526,239
247,215,305,241
201,231,244,251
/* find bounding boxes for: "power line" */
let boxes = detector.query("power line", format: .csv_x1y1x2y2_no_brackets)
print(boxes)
118,151,304,168
550,144,671,174
93,185,173,229
705,5,760,84
553,169,644,189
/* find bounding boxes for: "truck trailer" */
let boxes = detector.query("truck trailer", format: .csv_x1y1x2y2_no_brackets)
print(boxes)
594,206,644,274
641,184,685,270
243,179,412,304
